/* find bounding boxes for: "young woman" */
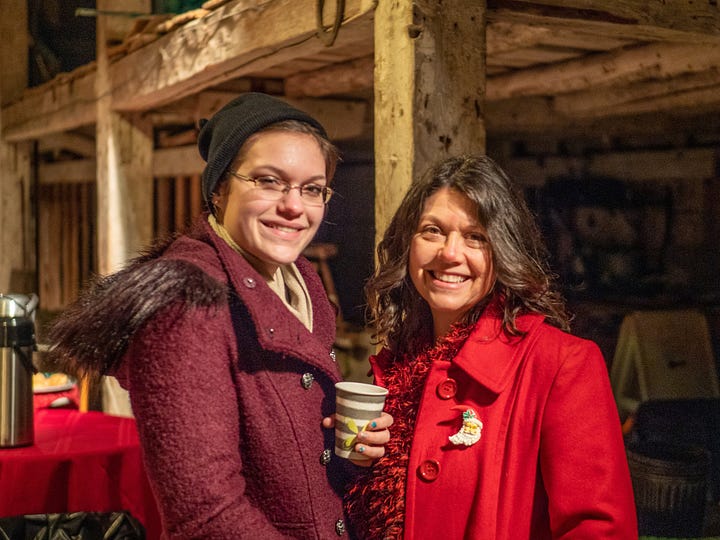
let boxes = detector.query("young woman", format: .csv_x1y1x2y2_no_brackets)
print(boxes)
345,155,637,539
49,93,390,539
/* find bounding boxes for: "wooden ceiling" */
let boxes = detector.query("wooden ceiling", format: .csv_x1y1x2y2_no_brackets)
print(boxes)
4,0,720,142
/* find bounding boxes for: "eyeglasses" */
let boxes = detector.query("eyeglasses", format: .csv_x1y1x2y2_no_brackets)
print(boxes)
228,171,334,206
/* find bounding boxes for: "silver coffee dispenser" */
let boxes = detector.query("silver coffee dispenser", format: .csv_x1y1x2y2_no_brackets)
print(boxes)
0,293,38,447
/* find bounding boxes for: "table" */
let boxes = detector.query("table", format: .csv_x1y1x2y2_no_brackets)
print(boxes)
0,409,162,539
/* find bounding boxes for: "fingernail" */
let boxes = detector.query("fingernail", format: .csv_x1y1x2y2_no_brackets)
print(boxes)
371,421,377,429
357,446,365,453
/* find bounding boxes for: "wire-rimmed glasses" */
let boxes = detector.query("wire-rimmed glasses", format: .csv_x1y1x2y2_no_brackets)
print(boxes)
228,171,333,206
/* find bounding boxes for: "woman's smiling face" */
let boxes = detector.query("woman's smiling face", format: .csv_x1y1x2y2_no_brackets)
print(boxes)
409,187,496,338
213,130,328,277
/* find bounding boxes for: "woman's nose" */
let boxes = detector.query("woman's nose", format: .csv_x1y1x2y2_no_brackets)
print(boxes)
277,187,305,214
438,233,462,261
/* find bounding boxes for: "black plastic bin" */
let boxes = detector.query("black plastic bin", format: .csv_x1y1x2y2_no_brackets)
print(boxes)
627,442,710,538
629,398,720,502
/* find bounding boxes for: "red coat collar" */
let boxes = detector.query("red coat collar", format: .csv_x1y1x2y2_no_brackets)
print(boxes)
453,312,544,395
370,311,546,395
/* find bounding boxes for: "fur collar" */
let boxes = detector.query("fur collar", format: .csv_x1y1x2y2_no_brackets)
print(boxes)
47,240,227,379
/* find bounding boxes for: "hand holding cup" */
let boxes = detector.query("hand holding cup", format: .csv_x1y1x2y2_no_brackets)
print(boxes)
334,382,389,462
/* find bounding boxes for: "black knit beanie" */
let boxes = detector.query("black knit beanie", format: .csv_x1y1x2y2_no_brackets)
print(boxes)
197,92,328,204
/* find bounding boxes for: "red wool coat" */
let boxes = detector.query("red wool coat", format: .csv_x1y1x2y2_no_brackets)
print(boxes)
105,218,350,539
370,313,638,540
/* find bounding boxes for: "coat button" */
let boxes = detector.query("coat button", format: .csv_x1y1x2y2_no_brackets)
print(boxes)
242,277,256,288
320,448,332,465
436,378,457,399
329,350,337,362
418,459,441,482
301,372,314,389
335,519,346,535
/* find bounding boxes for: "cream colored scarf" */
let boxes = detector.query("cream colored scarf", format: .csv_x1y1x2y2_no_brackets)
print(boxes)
208,215,313,331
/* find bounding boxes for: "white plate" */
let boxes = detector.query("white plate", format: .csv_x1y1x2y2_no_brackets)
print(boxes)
33,380,76,394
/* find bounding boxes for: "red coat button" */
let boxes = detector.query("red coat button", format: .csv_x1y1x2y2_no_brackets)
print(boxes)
418,459,441,482
436,378,457,399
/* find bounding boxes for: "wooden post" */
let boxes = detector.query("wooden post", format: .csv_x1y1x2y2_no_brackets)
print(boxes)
373,0,487,243
0,0,33,294
94,0,152,416
95,0,153,275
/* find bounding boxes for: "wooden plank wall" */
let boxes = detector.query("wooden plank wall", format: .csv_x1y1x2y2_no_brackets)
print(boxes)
154,173,203,237
37,172,203,313
38,182,95,311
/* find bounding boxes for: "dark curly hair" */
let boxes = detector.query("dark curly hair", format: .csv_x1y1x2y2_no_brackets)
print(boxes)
365,154,570,357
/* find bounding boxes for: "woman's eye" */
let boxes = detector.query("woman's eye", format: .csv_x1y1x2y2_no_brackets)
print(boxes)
419,225,443,239
303,184,325,196
465,233,488,248
256,176,283,187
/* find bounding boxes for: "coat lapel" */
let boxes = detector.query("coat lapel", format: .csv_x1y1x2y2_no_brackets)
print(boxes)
204,221,337,377
453,313,545,395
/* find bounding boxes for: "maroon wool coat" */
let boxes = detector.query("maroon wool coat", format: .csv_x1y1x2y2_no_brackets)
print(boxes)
370,312,638,540
113,218,349,539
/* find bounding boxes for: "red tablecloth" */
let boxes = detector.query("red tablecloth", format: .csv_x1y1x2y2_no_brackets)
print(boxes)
33,385,80,410
0,409,162,539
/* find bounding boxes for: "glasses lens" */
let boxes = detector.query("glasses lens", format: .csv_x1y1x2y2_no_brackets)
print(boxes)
251,176,330,206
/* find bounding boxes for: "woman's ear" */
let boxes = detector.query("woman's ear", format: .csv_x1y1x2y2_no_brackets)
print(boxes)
212,195,223,220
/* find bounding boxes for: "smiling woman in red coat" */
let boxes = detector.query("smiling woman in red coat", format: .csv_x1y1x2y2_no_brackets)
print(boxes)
345,155,637,539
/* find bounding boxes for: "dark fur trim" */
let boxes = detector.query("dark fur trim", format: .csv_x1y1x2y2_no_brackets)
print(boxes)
46,258,227,378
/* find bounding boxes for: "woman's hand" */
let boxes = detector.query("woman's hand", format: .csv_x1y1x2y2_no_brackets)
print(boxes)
322,412,393,467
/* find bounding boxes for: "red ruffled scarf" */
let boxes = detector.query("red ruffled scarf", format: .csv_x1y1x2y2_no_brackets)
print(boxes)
344,325,472,539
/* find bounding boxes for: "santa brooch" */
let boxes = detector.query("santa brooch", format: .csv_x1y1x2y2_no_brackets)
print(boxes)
449,407,483,446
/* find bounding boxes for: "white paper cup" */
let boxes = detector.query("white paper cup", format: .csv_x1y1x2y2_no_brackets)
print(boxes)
334,381,388,460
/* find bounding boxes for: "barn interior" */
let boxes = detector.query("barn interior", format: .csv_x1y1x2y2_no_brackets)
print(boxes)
2,1,720,536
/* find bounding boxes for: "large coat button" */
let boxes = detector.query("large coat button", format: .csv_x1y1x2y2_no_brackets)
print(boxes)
320,448,332,465
242,277,256,289
437,378,457,399
418,459,441,482
301,372,314,389
335,519,346,535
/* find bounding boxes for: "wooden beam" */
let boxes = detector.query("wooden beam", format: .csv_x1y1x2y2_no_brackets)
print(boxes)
39,160,96,183
0,0,33,293
487,0,720,42
485,95,720,136
154,146,204,177
374,0,487,245
39,145,205,184
285,55,374,97
0,141,33,291
504,148,717,186
38,133,96,157
196,91,371,140
110,0,377,112
287,98,370,141
486,42,720,100
374,0,415,246
0,0,28,105
1,67,97,142
484,69,720,133
96,3,154,275
553,70,720,116
602,84,720,117
41,142,339,185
